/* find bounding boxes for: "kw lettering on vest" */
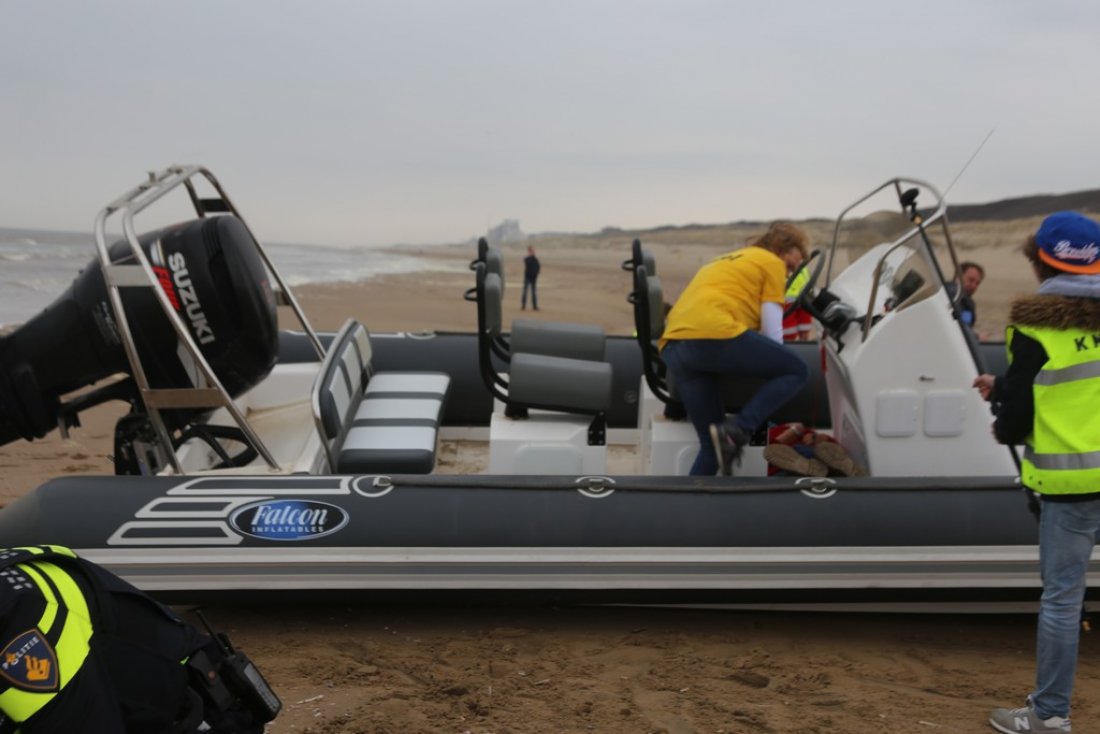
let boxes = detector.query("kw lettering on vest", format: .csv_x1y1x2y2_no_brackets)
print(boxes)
1072,333,1100,352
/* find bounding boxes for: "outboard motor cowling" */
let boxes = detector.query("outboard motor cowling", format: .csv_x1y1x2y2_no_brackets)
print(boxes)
0,216,279,445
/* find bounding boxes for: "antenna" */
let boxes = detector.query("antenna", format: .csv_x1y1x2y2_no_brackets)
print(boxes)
942,127,996,199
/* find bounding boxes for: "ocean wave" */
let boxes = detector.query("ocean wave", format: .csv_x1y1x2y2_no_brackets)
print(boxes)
0,236,466,323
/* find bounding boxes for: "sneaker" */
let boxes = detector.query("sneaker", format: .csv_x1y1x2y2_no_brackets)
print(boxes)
708,423,747,476
763,444,829,477
989,704,1071,733
812,441,868,477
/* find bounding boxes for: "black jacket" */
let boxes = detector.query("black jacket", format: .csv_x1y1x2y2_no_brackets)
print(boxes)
524,254,540,281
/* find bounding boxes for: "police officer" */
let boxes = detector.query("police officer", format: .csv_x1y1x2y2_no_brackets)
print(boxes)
974,211,1100,733
0,545,276,733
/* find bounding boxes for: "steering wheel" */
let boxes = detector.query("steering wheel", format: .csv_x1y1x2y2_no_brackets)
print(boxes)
783,249,826,319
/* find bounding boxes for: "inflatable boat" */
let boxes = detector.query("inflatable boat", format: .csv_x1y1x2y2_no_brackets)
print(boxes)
0,166,1090,609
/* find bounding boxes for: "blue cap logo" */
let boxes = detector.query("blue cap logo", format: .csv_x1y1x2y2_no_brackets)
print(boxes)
229,499,349,541
1036,211,1100,274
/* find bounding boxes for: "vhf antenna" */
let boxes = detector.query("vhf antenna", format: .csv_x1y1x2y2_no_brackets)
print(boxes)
943,127,996,199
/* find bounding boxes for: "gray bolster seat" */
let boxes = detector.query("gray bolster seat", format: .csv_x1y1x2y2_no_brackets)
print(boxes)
340,372,450,474
510,320,606,362
508,352,613,413
476,257,613,424
312,319,450,474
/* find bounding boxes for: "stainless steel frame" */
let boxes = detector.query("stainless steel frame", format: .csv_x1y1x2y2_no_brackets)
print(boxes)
822,177,963,343
92,165,325,474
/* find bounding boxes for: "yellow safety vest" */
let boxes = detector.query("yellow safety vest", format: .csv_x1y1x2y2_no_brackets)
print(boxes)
0,546,93,725
785,267,810,303
1009,324,1100,494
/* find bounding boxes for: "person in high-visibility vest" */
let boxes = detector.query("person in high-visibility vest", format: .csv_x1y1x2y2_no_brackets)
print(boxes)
782,260,814,341
974,211,1100,734
0,546,278,733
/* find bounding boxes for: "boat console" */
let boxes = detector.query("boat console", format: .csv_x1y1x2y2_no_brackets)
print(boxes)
808,179,1017,477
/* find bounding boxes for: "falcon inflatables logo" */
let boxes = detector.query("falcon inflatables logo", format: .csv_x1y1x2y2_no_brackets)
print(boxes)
0,629,58,691
229,499,349,541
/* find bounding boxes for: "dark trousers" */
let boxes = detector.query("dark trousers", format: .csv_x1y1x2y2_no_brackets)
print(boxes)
662,333,809,475
521,278,538,309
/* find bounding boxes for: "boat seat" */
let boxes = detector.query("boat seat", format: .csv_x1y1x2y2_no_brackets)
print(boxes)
476,264,611,422
509,320,605,362
508,352,611,412
462,254,613,457
623,238,680,415
312,319,450,474
467,239,607,363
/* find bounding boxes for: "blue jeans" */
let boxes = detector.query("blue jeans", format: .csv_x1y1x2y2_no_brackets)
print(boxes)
1031,497,1100,719
661,334,809,475
522,278,538,309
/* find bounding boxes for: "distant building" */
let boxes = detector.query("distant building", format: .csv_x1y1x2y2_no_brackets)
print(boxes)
484,219,525,246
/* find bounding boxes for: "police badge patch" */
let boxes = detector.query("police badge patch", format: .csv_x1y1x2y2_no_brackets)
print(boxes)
0,629,58,691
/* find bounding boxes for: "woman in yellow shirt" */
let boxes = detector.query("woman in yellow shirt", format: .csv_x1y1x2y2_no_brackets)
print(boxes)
660,222,810,475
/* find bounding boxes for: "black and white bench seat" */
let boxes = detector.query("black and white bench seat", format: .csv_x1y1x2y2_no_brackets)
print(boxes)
312,319,450,474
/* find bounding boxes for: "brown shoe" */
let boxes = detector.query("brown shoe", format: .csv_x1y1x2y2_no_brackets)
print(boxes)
813,441,867,477
763,444,829,477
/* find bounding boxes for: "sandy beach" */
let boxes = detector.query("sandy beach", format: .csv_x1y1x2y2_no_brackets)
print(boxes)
2,225,1097,733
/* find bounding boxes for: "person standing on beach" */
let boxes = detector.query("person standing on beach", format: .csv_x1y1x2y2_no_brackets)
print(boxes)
974,212,1100,734
521,246,540,311
659,222,810,476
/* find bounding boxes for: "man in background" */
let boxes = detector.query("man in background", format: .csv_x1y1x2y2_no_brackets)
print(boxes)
521,246,540,311
947,260,985,329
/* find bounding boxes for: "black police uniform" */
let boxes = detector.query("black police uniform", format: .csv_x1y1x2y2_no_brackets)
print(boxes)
0,546,270,733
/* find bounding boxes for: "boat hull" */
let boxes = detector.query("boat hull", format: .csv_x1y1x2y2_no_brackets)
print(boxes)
2,472,1084,608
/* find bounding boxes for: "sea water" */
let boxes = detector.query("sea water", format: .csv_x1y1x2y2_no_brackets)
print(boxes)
0,227,460,327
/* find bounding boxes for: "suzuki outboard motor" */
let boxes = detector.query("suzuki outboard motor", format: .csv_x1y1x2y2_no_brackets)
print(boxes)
0,216,279,447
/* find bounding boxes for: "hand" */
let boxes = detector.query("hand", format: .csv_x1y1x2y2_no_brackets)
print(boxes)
973,374,995,401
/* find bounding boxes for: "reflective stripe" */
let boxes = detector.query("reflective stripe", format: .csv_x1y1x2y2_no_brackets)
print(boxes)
0,560,92,723
16,565,57,634
1034,360,1100,387
1023,445,1100,471
785,269,809,299
1013,323,1100,494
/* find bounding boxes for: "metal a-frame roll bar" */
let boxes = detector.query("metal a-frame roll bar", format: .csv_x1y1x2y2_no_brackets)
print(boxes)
93,165,326,474
822,177,961,343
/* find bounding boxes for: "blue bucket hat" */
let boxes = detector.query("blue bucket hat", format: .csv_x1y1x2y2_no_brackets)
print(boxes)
1035,211,1100,274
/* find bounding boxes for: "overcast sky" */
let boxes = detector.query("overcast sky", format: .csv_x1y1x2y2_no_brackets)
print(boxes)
2,1,1097,247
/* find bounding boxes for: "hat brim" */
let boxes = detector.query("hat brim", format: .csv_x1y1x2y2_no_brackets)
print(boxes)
1038,248,1100,274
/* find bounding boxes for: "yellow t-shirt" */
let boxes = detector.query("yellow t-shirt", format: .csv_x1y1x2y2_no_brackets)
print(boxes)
659,245,786,348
